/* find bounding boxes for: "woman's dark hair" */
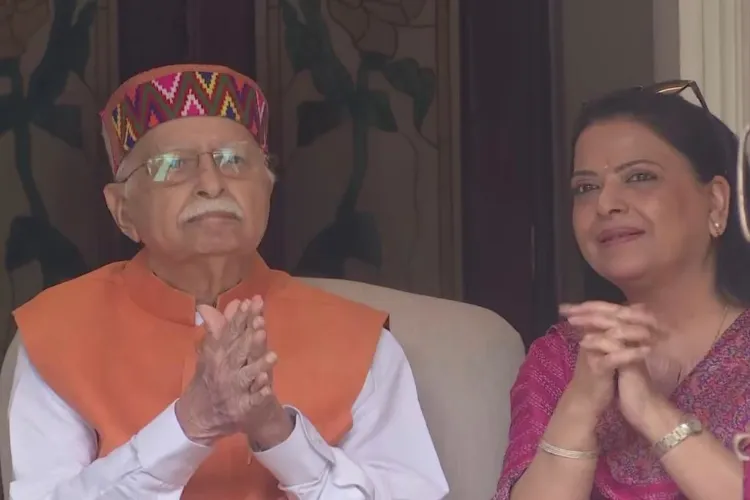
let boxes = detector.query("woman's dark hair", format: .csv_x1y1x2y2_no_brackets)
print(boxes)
571,88,750,306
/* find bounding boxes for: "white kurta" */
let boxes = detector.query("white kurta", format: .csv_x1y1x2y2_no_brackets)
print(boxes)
8,314,448,500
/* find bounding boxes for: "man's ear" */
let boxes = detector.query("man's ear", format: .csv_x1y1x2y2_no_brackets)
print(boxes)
103,182,141,242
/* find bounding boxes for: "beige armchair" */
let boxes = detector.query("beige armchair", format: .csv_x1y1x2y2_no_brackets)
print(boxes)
299,279,525,499
0,278,526,500
0,335,17,500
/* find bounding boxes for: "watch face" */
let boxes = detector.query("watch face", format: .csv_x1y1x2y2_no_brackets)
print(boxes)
687,417,703,433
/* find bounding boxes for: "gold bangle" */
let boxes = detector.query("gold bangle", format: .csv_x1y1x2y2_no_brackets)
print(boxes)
538,439,598,460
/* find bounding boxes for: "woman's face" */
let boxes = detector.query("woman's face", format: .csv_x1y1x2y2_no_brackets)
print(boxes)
571,118,729,288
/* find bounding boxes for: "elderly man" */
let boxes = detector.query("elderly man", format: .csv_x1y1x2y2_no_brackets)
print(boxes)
8,64,448,499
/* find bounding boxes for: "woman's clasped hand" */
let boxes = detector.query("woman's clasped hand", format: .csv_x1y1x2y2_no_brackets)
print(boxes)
560,301,681,428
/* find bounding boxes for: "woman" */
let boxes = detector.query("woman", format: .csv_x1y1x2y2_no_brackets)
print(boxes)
495,88,750,500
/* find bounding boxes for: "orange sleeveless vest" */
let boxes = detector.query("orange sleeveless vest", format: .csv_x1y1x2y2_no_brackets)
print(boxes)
14,252,387,499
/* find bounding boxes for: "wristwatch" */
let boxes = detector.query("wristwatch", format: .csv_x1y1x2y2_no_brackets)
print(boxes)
652,415,702,458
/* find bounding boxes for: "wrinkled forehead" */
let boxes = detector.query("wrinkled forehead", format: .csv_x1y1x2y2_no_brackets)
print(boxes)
101,64,269,179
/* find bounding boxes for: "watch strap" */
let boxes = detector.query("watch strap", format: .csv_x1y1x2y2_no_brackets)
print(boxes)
652,416,702,458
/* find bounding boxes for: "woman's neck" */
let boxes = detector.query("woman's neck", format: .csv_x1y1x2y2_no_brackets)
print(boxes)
620,268,739,364
620,261,727,329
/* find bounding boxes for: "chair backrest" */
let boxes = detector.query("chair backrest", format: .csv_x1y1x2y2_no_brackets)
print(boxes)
0,279,526,500
1,335,19,499
300,278,525,500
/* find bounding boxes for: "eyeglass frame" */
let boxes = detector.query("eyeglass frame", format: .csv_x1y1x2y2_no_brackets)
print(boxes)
639,81,750,243
582,79,709,111
637,80,750,244
115,141,278,184
646,79,709,110
583,80,750,240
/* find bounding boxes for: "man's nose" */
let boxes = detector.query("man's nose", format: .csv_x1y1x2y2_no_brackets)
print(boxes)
193,155,225,198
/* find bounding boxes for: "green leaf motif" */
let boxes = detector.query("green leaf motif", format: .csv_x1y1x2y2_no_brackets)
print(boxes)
346,211,381,267
28,0,98,108
5,215,87,286
293,210,382,278
296,100,344,147
365,90,397,132
381,58,436,132
279,0,316,73
279,0,354,101
31,104,83,149
298,0,324,25
359,51,389,72
68,0,98,79
0,60,22,135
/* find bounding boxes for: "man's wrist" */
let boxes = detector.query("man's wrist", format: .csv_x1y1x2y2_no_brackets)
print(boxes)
174,396,217,447
248,406,295,451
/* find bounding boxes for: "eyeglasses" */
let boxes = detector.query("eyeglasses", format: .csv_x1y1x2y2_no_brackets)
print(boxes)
119,141,275,184
644,81,750,243
586,81,750,240
648,82,750,243
647,79,709,110
643,81,750,244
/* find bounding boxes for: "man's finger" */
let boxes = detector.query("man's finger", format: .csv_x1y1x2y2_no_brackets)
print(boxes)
250,371,271,393
224,300,251,343
227,326,253,368
237,351,278,388
248,295,264,320
197,304,228,340
248,322,268,360
223,299,242,322
248,386,273,407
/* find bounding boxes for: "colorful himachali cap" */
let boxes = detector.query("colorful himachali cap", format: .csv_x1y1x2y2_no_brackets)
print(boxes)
100,64,269,178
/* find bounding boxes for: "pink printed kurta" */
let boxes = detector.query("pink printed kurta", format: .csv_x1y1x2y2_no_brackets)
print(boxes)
494,311,750,500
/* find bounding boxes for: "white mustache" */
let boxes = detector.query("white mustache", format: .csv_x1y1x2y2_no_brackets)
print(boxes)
178,198,244,223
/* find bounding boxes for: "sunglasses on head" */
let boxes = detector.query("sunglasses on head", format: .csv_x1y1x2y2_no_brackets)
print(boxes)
644,81,750,244
641,81,750,243
585,80,750,242
583,79,709,111
647,80,709,110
